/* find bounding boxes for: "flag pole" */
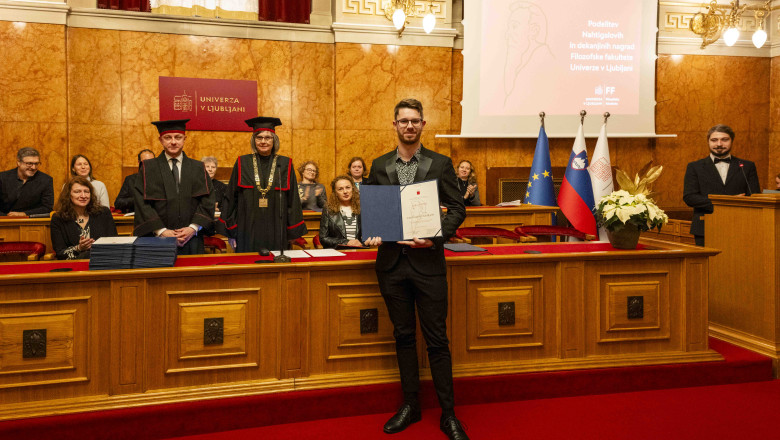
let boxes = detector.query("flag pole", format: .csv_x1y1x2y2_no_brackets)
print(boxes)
580,110,586,124
603,112,610,124
539,111,545,128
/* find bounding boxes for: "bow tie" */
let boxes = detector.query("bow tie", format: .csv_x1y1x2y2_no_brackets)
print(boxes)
713,157,731,164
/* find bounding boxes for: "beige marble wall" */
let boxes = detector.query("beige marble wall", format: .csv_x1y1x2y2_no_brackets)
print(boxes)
0,22,69,194
0,24,774,211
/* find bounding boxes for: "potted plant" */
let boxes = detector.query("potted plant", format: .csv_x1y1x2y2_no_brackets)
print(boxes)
594,164,669,249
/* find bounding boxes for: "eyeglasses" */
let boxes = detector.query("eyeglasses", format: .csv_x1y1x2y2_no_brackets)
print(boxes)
396,119,423,127
256,136,274,142
21,161,40,167
304,168,317,173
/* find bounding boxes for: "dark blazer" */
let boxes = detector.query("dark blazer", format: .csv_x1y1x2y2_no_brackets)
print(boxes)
319,208,362,248
683,156,760,237
366,146,466,276
50,206,118,259
114,173,137,213
0,169,54,216
132,152,215,254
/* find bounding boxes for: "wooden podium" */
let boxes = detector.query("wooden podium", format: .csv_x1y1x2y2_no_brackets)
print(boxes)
707,194,780,372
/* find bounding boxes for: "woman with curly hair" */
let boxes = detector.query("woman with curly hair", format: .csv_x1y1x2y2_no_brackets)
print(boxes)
319,175,363,248
456,160,481,206
297,160,327,211
50,176,117,259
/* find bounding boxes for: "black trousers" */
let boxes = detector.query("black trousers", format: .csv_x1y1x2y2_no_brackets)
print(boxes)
694,234,704,247
376,254,454,410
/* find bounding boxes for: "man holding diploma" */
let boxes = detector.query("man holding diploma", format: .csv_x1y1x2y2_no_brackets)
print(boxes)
364,99,467,440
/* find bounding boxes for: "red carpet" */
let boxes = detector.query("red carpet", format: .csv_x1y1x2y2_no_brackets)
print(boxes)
0,338,772,440
168,380,780,440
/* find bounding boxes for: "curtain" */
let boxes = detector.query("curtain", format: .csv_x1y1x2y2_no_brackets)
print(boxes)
98,0,151,12
259,0,310,24
149,0,258,20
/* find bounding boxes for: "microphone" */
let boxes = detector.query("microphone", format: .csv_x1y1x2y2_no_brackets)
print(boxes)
739,162,753,196
273,160,291,263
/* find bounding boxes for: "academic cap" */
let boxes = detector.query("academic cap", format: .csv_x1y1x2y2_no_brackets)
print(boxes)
151,119,190,135
245,117,282,133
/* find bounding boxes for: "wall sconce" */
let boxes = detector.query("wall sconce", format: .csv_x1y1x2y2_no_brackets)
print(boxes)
384,0,438,36
689,0,771,49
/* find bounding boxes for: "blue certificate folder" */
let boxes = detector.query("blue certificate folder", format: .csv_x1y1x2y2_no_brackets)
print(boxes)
360,179,442,242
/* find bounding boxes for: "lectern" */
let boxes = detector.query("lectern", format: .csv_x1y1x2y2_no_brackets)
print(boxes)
707,193,780,372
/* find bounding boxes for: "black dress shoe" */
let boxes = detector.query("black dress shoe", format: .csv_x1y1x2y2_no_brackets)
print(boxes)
440,415,469,440
383,403,422,434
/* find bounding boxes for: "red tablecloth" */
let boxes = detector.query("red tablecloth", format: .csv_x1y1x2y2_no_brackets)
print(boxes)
0,243,644,276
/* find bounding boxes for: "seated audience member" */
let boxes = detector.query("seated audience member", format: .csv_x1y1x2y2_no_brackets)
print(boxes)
319,175,362,248
456,160,481,206
202,156,227,211
347,156,367,190
776,173,780,190
298,160,327,211
0,147,54,216
70,154,110,208
51,176,118,260
114,149,155,213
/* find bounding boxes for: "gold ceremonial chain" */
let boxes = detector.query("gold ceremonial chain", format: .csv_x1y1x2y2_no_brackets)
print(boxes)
252,154,278,208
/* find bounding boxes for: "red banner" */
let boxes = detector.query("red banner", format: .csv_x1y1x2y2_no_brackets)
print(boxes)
159,77,258,132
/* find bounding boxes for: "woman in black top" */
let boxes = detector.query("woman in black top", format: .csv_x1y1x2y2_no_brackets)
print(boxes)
298,160,327,211
456,160,481,206
319,175,363,249
51,176,117,260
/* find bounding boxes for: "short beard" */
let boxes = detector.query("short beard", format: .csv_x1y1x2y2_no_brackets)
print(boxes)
398,132,421,146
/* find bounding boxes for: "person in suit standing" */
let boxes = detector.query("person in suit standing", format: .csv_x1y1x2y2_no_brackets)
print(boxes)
114,149,155,213
363,99,468,440
683,124,760,246
132,119,215,255
0,147,54,216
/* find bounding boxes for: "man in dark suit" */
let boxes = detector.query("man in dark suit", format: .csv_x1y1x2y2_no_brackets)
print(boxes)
132,119,215,255
114,149,155,213
683,124,760,246
0,147,54,216
364,99,468,440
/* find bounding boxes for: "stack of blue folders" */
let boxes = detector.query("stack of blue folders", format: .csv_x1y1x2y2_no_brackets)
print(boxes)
89,236,137,270
132,237,178,268
89,236,178,270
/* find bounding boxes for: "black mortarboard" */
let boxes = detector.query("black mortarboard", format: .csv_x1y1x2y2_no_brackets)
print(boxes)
151,119,190,135
245,117,282,133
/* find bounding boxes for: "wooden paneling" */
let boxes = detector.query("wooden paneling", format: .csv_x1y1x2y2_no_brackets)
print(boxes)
707,194,780,370
0,240,720,419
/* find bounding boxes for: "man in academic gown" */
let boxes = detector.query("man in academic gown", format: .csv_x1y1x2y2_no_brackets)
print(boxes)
363,99,468,440
114,149,155,213
0,147,54,216
683,124,760,247
219,117,307,253
132,119,215,255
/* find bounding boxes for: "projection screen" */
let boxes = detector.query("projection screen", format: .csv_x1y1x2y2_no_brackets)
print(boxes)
458,0,659,137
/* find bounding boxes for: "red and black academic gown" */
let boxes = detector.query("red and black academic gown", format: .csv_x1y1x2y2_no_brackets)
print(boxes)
220,153,307,253
132,152,215,255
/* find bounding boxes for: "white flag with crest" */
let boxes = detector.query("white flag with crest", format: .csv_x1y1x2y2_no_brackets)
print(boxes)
589,123,614,241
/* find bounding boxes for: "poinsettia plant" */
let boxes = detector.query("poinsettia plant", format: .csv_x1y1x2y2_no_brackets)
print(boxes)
594,163,669,232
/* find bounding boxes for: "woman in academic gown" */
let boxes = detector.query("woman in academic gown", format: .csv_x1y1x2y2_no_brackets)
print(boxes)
51,176,118,260
220,117,307,253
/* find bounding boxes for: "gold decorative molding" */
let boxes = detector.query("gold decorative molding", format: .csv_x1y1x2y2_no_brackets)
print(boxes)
664,11,760,31
342,0,445,18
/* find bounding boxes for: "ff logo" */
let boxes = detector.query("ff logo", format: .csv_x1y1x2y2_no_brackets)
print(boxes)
594,85,616,95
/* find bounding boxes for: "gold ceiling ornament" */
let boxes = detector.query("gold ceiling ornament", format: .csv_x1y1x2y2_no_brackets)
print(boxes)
383,0,438,36
689,0,771,49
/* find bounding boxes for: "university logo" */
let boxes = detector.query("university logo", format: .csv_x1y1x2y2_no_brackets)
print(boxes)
173,91,193,112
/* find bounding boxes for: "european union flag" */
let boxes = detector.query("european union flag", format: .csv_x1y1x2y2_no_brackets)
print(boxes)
525,125,556,207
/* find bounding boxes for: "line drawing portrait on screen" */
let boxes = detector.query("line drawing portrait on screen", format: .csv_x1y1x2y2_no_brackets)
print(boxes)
503,1,554,106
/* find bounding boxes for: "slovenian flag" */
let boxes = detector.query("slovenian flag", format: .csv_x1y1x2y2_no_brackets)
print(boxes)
524,124,556,207
557,123,597,236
